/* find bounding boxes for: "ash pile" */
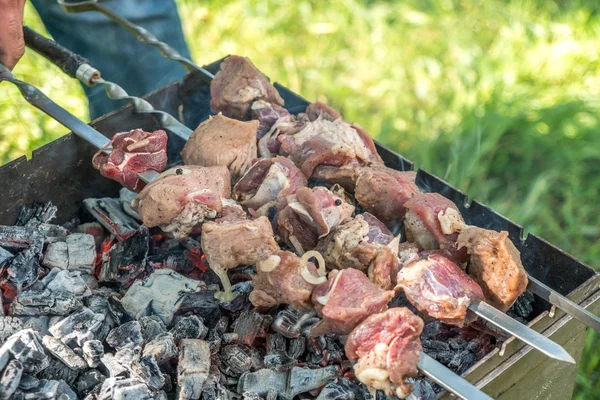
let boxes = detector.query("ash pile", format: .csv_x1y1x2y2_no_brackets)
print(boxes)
0,199,533,400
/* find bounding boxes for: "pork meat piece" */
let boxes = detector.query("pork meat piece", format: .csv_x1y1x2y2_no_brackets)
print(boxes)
395,253,485,327
257,113,309,158
132,166,231,238
251,100,291,139
346,308,424,399
403,193,468,263
355,166,420,229
306,101,341,122
458,226,528,312
92,128,168,191
277,186,355,253
181,114,258,182
210,55,284,120
310,269,395,336
315,213,399,290
278,117,383,179
233,157,307,214
250,250,319,310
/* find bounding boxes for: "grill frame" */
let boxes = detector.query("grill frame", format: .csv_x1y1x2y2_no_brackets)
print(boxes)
0,60,597,399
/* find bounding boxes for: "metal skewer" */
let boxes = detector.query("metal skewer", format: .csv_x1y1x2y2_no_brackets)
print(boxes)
0,63,158,184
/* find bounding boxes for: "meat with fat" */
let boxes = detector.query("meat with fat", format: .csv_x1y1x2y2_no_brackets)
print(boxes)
232,157,307,214
250,250,320,310
92,128,168,191
132,166,231,238
355,166,420,229
277,186,355,253
310,269,395,336
458,226,529,312
305,101,341,122
395,253,485,327
210,55,284,120
346,308,424,399
181,114,258,182
403,193,468,263
251,100,290,139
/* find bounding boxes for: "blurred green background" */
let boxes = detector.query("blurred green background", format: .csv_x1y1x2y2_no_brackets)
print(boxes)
1,0,598,397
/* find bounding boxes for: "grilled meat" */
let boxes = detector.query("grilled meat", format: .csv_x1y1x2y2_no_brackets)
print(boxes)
132,166,231,238
232,157,307,214
251,100,290,139
305,101,341,122
277,186,355,253
458,226,529,312
92,128,168,191
403,193,468,263
310,269,395,336
210,55,284,120
355,166,420,229
181,114,258,182
396,252,485,327
346,308,424,399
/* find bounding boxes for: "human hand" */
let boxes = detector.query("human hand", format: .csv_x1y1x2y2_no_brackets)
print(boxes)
0,0,26,70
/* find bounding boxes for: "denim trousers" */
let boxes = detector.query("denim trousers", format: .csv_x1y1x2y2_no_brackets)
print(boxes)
31,0,192,120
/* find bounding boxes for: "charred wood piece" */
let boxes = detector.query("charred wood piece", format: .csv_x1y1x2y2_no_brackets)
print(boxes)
177,339,211,400
84,198,140,241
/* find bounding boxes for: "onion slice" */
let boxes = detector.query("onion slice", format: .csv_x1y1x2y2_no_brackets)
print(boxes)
300,250,327,285
258,255,281,272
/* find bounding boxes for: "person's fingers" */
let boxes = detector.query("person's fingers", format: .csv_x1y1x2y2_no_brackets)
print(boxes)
0,0,26,70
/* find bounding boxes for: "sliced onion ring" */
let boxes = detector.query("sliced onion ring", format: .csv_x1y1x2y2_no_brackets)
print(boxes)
300,250,327,285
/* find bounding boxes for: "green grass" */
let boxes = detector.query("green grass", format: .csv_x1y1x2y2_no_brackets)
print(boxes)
1,0,599,397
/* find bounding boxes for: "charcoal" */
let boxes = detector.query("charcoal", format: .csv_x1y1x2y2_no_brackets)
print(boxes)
237,369,286,397
266,334,287,355
66,234,97,272
214,316,229,335
448,350,477,375
2,239,43,288
155,390,169,400
97,377,153,400
37,356,79,387
43,269,92,298
238,366,338,399
11,289,83,316
220,344,253,377
0,246,12,264
105,296,134,326
222,333,238,344
0,359,24,399
139,316,167,343
49,308,106,347
16,202,57,227
147,252,194,273
21,317,50,336
82,340,104,368
316,378,365,400
177,339,211,400
202,383,236,400
0,224,67,249
106,321,142,350
76,222,105,248
121,269,207,325
31,379,77,400
119,188,140,220
142,334,177,364
18,375,39,391
84,198,140,241
99,353,128,378
131,355,165,390
0,316,24,343
288,337,306,360
448,337,467,351
406,378,436,400
508,290,535,321
175,291,221,329
207,331,222,356
242,393,262,400
232,311,272,346
218,281,253,313
272,308,317,339
263,353,295,372
75,370,106,397
98,227,150,287
170,315,208,343
41,242,68,269
42,336,87,370
2,330,49,374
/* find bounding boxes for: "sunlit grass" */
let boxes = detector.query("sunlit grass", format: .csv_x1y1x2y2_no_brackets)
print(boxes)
0,0,598,396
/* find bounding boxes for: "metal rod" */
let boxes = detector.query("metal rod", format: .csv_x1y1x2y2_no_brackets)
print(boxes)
469,300,575,364
57,0,214,80
527,276,600,333
418,353,493,400
0,63,158,184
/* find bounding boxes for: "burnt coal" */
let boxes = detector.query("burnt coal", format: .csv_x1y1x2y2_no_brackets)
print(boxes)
98,377,153,400
174,291,221,329
508,291,535,323
0,316,23,343
139,316,167,342
15,202,57,227
48,308,106,347
0,359,23,399
2,330,49,375
177,339,211,400
238,366,338,399
75,369,106,397
170,315,208,343
219,344,253,377
30,379,77,400
84,197,140,241
1,239,43,289
272,307,318,339
142,334,177,365
316,378,370,400
0,224,67,249
106,321,143,350
37,356,80,387
232,311,272,346
131,354,165,390
41,336,87,370
17,374,39,391
82,340,104,368
98,227,150,287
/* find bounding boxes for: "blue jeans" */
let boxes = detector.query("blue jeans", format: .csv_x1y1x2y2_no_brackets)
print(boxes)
31,0,192,120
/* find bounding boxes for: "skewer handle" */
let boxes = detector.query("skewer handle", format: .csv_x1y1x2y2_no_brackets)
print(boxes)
22,26,93,79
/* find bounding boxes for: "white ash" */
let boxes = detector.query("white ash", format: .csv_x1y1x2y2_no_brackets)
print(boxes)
177,339,211,400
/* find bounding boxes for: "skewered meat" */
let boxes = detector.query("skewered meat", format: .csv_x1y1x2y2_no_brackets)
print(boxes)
316,213,400,289
257,114,309,158
458,226,529,312
250,250,320,310
305,101,341,122
132,166,231,238
92,129,168,191
395,253,485,327
232,157,307,214
346,308,424,399
277,186,355,253
310,269,395,336
210,55,285,120
201,216,279,300
278,117,383,179
181,114,258,182
251,100,290,139
403,193,468,263
355,166,420,229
